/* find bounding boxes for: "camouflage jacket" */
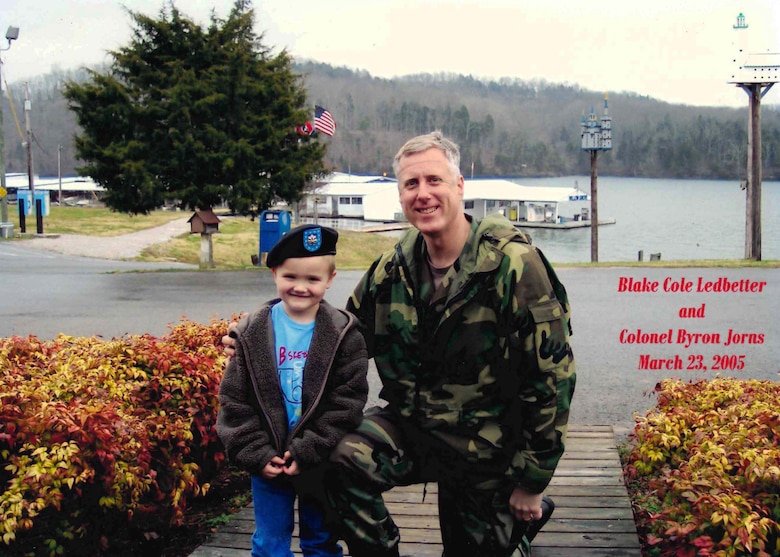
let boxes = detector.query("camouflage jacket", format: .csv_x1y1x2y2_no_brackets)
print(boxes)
346,213,576,494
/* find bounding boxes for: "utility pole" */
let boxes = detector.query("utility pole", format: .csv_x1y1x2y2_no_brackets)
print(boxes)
0,26,20,227
741,83,768,260
58,144,62,205
23,81,42,233
580,94,613,263
24,82,33,197
729,10,778,261
589,150,599,262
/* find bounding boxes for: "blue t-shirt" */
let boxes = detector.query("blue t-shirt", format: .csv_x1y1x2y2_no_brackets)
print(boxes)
271,303,315,430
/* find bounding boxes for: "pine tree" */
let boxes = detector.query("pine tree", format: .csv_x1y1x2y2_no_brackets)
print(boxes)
64,0,326,215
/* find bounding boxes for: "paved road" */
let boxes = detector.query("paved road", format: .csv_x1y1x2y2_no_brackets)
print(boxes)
2,240,777,438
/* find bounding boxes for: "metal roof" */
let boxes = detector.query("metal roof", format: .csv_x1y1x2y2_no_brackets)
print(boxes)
316,172,395,185
6,175,105,192
463,179,589,203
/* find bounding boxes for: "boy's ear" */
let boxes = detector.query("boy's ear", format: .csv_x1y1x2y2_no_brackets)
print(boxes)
326,270,337,288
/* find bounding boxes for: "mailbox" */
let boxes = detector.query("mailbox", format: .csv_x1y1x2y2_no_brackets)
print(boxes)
17,190,51,216
259,210,291,261
188,210,222,234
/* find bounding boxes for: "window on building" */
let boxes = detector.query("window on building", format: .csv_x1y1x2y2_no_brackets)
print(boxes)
464,200,474,209
351,197,363,205
339,197,351,204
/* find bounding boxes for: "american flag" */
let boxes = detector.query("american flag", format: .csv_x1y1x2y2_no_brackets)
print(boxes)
313,105,336,137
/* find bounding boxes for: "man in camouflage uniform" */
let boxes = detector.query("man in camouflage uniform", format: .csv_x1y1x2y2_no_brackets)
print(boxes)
326,131,576,557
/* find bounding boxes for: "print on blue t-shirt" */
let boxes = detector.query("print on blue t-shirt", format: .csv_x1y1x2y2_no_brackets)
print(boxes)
271,302,315,429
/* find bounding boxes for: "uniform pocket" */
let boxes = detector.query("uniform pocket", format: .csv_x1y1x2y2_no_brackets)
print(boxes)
529,298,569,370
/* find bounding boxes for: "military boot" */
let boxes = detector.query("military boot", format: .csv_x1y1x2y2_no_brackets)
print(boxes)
525,495,555,542
346,539,400,557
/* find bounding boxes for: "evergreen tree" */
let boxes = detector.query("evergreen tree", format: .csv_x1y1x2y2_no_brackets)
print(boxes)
63,0,326,215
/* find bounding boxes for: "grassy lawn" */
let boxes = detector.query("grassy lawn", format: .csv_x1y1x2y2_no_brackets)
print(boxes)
6,205,400,270
4,205,778,269
140,214,400,270
7,205,185,236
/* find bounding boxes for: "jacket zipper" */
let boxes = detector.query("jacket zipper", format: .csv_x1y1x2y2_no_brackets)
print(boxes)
238,337,283,454
287,315,352,440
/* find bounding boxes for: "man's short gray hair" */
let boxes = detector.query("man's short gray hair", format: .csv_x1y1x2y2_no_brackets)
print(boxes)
392,131,462,180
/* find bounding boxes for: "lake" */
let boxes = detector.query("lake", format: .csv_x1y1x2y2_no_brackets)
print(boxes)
309,176,779,263
515,176,780,263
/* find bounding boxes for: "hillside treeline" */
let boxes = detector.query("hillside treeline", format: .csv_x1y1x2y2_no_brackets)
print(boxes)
3,61,780,180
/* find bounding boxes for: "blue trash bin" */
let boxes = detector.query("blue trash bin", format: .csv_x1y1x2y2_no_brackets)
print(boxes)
259,210,291,264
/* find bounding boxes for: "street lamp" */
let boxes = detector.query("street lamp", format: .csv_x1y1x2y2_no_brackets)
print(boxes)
1,25,20,225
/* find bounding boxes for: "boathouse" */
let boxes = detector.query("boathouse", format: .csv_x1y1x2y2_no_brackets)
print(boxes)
300,172,398,220
462,179,590,225
301,174,591,226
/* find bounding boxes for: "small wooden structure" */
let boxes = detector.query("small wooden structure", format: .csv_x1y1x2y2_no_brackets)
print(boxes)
188,210,222,269
188,425,641,557
188,210,222,235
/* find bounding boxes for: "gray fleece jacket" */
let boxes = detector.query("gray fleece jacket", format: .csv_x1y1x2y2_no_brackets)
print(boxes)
216,299,368,475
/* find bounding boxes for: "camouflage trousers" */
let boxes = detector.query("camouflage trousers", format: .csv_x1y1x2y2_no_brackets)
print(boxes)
326,406,531,557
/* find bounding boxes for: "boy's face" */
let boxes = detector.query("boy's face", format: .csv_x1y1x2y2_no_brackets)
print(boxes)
271,255,336,323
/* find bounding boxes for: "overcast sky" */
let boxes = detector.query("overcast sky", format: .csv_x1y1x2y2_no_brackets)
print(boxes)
3,0,779,108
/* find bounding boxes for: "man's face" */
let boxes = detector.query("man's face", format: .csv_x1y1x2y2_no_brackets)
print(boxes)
397,148,464,239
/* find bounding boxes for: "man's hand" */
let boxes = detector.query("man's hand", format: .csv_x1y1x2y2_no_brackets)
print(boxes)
221,314,247,357
509,487,543,522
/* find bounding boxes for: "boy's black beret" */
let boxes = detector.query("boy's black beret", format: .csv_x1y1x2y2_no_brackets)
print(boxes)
266,224,338,268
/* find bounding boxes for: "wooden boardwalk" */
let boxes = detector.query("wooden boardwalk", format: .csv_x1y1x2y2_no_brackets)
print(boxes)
189,425,641,556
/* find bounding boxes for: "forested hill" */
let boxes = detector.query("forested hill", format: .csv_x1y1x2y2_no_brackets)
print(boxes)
4,61,780,180
298,61,780,180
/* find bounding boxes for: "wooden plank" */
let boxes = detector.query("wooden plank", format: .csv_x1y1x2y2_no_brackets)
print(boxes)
569,424,613,431
545,484,632,497
560,456,622,465
533,532,641,548
544,495,635,509
188,425,642,557
550,506,635,520
552,468,624,477
189,548,251,557
534,548,642,557
538,518,639,534
550,475,625,486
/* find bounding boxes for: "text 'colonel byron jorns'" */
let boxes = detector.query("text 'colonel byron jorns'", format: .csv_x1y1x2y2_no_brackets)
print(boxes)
620,328,764,348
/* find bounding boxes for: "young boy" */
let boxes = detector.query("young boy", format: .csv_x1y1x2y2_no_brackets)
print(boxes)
217,224,368,557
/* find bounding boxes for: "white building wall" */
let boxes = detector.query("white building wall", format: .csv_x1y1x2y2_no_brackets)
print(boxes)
464,199,488,220
362,185,402,221
338,202,364,218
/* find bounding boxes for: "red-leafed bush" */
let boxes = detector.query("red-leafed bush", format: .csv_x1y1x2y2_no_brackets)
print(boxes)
0,318,230,556
625,378,780,557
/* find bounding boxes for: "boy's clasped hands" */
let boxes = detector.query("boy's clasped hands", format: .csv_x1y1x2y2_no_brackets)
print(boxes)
262,451,299,479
